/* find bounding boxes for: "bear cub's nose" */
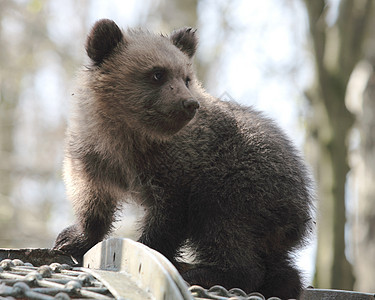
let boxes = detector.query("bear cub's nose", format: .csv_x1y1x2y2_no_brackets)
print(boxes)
182,98,200,111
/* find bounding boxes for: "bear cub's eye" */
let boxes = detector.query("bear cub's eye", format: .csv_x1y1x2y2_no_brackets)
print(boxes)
185,76,191,88
152,70,165,82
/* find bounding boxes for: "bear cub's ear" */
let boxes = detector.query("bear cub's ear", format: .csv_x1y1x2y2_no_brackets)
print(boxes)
170,27,198,58
86,19,123,65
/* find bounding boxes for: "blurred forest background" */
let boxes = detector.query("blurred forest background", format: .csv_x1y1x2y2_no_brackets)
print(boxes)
1,0,375,293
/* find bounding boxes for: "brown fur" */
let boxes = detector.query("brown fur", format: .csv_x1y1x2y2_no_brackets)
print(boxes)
54,19,315,299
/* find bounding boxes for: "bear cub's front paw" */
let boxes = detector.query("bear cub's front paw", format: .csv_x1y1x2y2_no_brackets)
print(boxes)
54,224,88,262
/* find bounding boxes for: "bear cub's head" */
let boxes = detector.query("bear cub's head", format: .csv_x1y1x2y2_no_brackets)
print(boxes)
84,19,201,139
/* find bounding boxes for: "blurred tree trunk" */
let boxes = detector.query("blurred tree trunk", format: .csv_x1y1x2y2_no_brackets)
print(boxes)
150,0,198,29
303,0,373,290
0,0,18,247
357,65,375,292
0,75,17,247
349,60,375,292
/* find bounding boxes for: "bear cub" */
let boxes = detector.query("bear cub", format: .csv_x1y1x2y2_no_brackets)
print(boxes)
54,19,315,299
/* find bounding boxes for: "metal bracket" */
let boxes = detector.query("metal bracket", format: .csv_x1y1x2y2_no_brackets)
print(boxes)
83,238,193,300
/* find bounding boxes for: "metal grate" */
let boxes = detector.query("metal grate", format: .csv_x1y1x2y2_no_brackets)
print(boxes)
0,257,284,300
0,259,114,299
0,258,282,300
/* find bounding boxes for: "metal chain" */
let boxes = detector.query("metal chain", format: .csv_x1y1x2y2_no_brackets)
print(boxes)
188,285,282,300
0,259,114,299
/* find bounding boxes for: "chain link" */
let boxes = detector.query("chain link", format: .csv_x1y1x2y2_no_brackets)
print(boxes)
188,285,281,300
